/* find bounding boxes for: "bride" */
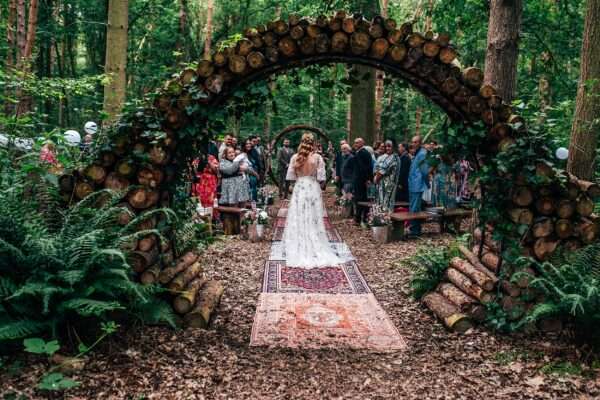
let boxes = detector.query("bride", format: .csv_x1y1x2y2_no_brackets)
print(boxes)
283,133,344,268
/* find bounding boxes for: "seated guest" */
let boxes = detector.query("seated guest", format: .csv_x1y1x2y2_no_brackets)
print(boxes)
219,146,251,207
374,140,399,212
408,135,430,237
396,142,411,202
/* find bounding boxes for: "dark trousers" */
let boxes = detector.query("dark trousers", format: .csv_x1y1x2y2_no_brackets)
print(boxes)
279,175,289,199
409,191,423,235
354,183,369,224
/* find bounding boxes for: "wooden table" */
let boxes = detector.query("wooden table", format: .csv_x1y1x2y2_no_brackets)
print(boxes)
215,206,247,235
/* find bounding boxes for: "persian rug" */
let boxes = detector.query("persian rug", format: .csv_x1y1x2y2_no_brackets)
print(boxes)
250,293,406,352
252,201,406,351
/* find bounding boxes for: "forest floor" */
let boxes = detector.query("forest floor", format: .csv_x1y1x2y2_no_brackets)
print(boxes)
2,194,600,399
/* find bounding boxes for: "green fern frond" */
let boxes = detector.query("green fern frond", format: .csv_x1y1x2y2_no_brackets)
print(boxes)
0,318,49,341
60,298,124,317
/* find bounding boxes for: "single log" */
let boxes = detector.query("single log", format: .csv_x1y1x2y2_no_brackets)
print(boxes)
511,186,533,207
437,283,486,321
299,36,316,55
84,165,107,184
250,34,264,49
306,24,321,38
334,10,347,20
569,174,600,199
263,32,277,47
115,159,135,178
555,219,573,239
205,74,224,94
247,51,265,69
158,252,199,285
399,21,413,36
128,247,159,274
197,60,215,78
576,217,599,244
446,267,494,304
454,86,471,104
450,257,496,291
508,208,534,225
149,146,170,166
316,15,329,28
490,123,512,140
458,245,499,281
74,181,94,200
488,95,503,109
467,96,487,115
117,203,135,226
140,263,161,285
388,44,407,63
342,17,355,34
387,29,404,45
513,267,536,289
137,167,164,189
422,292,473,333
576,194,594,217
441,76,460,95
173,276,208,314
128,188,159,209
556,199,575,219
532,217,554,238
384,18,397,31
331,31,349,52
407,32,425,48
501,296,525,321
423,40,440,58
184,280,225,328
277,36,297,57
533,237,560,261
473,227,501,253
228,54,247,74
535,197,556,216
328,17,342,32
482,109,499,126
368,23,384,39
439,46,457,64
479,84,497,99
350,31,371,55
273,20,289,36
290,25,304,40
315,34,330,53
500,279,521,297
137,234,156,252
213,51,228,67
264,46,279,63
99,151,117,168
463,67,484,88
471,245,501,273
369,38,389,59
288,14,300,26
168,261,204,293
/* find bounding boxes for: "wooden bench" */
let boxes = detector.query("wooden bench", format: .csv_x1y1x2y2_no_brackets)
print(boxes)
439,208,472,233
215,206,247,235
390,208,473,239
357,201,410,208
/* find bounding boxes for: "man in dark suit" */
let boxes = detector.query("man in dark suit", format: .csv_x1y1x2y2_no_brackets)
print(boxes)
334,139,348,196
396,142,412,202
276,138,294,199
352,137,373,226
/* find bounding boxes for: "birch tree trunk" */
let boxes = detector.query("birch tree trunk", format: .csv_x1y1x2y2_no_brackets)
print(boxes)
103,0,129,124
567,0,600,180
483,0,522,103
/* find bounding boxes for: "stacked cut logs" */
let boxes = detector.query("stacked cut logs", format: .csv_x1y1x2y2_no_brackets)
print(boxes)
423,245,499,332
506,170,600,261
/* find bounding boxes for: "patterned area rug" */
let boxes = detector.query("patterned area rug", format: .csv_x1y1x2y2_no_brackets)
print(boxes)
251,201,406,352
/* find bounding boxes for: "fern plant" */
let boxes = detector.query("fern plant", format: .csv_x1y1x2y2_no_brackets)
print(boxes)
0,161,178,346
526,243,600,347
403,244,452,300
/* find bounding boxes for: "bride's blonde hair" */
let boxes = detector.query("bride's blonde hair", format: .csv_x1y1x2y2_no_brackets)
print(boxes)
295,132,315,170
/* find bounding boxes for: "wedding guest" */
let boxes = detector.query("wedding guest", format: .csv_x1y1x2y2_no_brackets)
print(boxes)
241,139,260,201
352,138,373,226
374,141,386,159
276,138,294,199
219,146,250,207
374,140,399,212
218,134,233,160
432,155,459,209
334,139,348,195
396,142,411,202
340,143,354,195
192,150,219,208
408,135,430,237
248,135,265,183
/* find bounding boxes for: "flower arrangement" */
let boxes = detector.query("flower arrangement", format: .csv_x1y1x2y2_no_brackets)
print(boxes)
241,210,254,226
368,204,391,227
257,209,270,225
336,191,354,207
258,186,276,205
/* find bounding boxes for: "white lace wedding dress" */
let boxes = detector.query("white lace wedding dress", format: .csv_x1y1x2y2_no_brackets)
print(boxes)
283,152,344,268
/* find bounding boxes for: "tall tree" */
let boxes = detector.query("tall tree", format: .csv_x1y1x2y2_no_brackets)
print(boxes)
203,0,214,59
374,0,389,142
15,0,39,116
483,0,522,103
103,0,128,124
567,0,600,180
349,0,379,144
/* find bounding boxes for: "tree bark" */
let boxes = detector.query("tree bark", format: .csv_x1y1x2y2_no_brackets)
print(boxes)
483,0,522,103
374,0,389,141
423,292,473,333
203,0,214,59
567,0,600,180
103,0,129,124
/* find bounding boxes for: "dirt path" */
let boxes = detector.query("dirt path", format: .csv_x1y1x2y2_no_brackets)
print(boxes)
2,196,599,399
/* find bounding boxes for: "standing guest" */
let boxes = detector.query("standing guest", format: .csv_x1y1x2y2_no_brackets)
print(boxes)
218,135,233,160
240,139,260,201
208,139,219,159
334,139,348,195
231,136,239,150
340,143,354,195
374,141,386,159
408,135,430,237
219,146,250,207
395,143,412,202
276,138,294,199
80,133,94,154
433,155,459,209
249,136,265,183
40,142,58,165
352,138,373,227
374,140,400,211
192,151,219,208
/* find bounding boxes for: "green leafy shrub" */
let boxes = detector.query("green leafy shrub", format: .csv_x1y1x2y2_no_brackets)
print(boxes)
526,243,600,348
403,243,458,300
0,158,177,347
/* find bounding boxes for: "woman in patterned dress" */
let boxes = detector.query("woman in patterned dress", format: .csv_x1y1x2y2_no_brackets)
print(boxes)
374,140,400,212
218,147,251,207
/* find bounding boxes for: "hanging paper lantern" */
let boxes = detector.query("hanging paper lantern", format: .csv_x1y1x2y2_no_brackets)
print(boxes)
64,130,81,146
555,147,568,160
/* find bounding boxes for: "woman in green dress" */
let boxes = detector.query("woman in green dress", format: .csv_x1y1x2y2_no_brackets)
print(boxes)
432,155,459,209
374,140,400,212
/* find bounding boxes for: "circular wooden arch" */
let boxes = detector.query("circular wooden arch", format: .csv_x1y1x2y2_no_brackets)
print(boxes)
266,124,333,184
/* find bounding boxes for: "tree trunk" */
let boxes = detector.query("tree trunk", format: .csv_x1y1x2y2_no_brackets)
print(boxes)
103,0,129,124
567,0,600,180
483,0,522,103
6,0,17,69
374,0,389,141
14,0,39,116
203,0,214,59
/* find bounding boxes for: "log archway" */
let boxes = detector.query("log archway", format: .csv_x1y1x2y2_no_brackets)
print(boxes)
266,124,333,184
57,11,595,326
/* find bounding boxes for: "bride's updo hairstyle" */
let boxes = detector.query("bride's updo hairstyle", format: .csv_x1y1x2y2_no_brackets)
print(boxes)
294,132,315,170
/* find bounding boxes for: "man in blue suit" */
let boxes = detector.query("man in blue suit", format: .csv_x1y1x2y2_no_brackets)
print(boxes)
408,135,430,237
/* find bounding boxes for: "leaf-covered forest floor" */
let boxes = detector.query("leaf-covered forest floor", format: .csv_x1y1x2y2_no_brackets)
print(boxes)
2,194,599,399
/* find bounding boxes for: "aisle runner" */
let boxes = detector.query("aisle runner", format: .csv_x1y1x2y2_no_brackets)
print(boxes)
250,201,406,351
